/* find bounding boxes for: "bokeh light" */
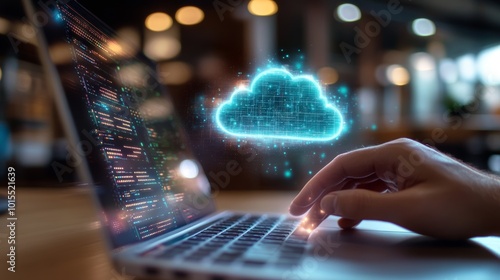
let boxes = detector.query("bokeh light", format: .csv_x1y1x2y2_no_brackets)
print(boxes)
49,42,73,64
439,58,459,84
0,17,10,34
158,61,193,85
456,53,477,82
175,6,204,25
144,36,181,61
386,65,410,86
412,18,436,36
145,12,173,32
248,0,278,16
411,52,435,71
179,159,199,179
336,3,361,22
478,45,500,86
317,67,339,85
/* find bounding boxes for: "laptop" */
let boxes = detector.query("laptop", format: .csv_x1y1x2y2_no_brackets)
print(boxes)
22,0,500,279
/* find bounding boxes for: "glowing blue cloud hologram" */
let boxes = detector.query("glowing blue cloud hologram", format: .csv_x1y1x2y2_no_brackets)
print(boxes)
215,68,344,141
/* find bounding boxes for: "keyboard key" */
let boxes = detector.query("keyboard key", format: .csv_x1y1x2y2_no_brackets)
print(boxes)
204,242,222,248
243,259,267,266
229,245,250,252
214,258,233,264
184,255,205,262
262,239,284,245
153,214,307,268
210,238,229,243
233,241,253,246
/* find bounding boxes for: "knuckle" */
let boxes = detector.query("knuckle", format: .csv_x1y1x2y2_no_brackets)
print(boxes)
381,138,416,153
332,152,350,174
391,138,414,148
333,152,349,162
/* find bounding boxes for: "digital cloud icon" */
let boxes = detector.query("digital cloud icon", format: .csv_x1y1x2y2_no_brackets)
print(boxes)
215,68,344,141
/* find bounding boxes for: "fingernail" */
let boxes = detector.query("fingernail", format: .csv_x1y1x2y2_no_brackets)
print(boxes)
321,194,339,215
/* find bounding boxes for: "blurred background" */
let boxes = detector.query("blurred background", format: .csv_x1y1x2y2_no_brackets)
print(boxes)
1,0,500,190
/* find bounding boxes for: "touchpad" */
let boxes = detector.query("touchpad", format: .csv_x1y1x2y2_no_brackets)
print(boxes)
301,218,500,280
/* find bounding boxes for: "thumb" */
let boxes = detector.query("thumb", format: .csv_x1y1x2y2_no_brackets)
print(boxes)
320,189,405,222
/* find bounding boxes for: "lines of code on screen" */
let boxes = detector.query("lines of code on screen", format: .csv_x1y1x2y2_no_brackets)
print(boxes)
57,2,204,246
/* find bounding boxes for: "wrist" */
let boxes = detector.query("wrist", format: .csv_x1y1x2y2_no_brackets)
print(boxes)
484,177,500,237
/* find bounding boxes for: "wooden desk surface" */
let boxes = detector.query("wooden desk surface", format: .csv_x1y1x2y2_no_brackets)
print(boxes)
2,188,500,280
0,188,296,280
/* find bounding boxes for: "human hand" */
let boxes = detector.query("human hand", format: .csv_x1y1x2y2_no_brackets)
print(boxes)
289,138,500,239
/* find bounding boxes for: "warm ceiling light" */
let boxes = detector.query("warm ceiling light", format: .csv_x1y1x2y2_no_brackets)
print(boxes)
175,6,204,25
248,0,278,16
317,67,339,85
386,65,410,86
336,3,361,22
145,12,173,32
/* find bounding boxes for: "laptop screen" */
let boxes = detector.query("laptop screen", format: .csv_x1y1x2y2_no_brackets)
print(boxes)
29,0,216,248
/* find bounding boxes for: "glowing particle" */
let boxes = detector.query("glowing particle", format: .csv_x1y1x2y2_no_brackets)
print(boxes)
338,85,349,95
54,11,62,22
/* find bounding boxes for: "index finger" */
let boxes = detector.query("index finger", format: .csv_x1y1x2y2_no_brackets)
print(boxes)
289,143,393,215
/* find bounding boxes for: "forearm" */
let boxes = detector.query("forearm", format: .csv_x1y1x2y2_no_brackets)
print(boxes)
490,184,500,237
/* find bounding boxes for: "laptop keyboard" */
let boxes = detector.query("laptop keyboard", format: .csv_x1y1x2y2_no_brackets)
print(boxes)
145,214,308,267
